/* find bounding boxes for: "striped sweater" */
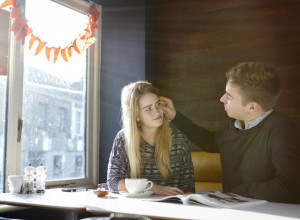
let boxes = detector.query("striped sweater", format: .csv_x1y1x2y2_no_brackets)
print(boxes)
107,127,195,193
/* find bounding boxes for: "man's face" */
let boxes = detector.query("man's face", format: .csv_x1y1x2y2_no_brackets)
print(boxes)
137,93,164,130
220,81,249,121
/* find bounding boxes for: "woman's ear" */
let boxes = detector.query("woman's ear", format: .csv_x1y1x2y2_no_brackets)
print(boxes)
136,118,141,127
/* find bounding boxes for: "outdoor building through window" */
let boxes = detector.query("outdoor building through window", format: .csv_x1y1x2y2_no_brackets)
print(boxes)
2,0,101,192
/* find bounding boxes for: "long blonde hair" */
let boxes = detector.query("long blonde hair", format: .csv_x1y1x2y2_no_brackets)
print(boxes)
121,81,172,180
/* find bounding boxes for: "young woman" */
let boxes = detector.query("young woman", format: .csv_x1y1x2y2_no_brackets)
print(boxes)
107,81,195,196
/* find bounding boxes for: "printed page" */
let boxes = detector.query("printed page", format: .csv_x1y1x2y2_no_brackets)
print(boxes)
144,194,190,204
189,192,267,208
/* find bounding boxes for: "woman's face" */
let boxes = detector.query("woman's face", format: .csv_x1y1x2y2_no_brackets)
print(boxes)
137,93,164,129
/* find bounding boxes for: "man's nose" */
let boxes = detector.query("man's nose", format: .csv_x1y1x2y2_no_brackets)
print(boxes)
220,94,226,103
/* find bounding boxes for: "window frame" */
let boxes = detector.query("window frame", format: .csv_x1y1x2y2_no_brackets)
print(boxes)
4,0,101,191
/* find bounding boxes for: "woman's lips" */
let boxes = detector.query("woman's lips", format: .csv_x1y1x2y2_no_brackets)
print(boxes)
154,116,161,120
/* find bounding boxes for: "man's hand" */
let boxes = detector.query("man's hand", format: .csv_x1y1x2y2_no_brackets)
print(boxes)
159,96,177,120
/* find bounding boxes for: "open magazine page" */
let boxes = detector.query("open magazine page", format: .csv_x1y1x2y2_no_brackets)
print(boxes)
188,191,267,208
144,194,189,204
145,191,267,208
145,194,188,204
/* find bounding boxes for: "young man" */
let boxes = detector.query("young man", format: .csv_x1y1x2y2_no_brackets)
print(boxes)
160,62,300,203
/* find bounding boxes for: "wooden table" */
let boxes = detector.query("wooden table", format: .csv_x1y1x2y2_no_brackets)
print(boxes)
0,189,299,220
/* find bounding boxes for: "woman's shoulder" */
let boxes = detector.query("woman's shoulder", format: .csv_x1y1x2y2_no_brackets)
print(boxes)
112,129,126,148
170,127,190,150
170,126,186,138
115,129,125,138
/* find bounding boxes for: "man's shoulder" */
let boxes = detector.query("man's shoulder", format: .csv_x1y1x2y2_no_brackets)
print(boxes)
261,111,299,136
265,111,296,126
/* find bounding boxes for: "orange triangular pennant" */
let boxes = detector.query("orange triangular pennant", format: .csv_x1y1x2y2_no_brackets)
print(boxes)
10,6,22,19
92,22,100,30
53,48,60,63
11,14,26,33
80,30,92,40
45,47,53,61
72,40,81,54
0,0,14,8
89,16,100,31
60,48,68,62
90,4,99,21
3,0,99,63
34,40,46,56
82,37,96,51
29,35,38,50
67,47,72,58
17,25,31,40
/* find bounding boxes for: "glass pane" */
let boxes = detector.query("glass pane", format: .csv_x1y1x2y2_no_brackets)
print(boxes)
0,75,7,192
0,8,9,193
21,0,87,181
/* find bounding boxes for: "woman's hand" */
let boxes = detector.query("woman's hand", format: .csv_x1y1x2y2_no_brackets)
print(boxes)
151,184,184,196
117,179,126,192
159,96,177,120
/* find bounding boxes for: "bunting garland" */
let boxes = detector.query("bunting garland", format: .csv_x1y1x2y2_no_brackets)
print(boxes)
0,0,100,63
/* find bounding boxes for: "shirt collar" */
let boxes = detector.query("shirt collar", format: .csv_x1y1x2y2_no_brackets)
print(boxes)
234,109,273,130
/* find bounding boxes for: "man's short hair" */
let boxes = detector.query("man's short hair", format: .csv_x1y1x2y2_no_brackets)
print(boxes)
226,62,281,111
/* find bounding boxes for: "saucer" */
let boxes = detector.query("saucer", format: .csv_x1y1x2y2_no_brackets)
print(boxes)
119,190,153,198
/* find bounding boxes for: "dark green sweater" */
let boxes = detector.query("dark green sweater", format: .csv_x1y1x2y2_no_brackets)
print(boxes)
173,111,300,203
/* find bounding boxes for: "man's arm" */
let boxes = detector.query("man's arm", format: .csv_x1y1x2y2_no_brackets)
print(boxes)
160,97,218,152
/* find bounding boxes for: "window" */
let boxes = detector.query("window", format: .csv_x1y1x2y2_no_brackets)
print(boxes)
3,0,101,191
76,111,82,135
0,8,9,193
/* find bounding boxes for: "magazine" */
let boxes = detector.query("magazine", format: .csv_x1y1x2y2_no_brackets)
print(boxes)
146,191,267,208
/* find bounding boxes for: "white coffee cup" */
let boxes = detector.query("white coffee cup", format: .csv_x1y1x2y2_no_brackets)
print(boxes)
125,178,153,194
8,175,24,194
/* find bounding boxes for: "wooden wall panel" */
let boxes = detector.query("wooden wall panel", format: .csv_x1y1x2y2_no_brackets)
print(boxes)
146,0,300,145
94,0,146,182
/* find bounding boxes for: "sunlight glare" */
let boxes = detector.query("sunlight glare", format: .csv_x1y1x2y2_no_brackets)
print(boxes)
24,0,88,83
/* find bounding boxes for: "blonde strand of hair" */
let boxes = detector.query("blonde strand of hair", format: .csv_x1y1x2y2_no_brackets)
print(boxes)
155,117,172,180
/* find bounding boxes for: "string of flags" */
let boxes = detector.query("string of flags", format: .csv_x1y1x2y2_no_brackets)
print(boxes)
0,0,100,63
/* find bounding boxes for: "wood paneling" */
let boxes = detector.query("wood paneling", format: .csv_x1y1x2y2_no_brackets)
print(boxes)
146,0,300,135
94,0,146,182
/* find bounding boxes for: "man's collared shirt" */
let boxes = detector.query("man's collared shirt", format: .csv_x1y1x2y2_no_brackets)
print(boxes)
234,109,273,130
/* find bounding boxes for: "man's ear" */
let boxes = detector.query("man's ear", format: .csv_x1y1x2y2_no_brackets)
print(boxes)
247,102,259,113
